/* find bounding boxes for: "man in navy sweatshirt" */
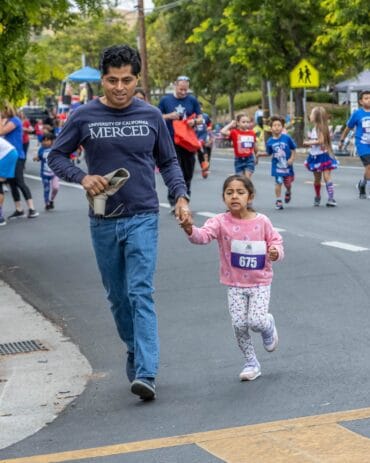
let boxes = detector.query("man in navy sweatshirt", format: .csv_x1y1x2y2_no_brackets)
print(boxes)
48,44,190,401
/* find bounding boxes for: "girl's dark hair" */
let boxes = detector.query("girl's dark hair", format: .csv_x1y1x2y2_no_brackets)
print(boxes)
99,44,141,76
222,175,256,211
236,113,249,123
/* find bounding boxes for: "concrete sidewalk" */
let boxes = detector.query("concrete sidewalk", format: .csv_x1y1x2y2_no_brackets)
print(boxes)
0,279,92,450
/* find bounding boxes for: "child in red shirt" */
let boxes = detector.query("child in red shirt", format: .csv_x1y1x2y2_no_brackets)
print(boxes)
221,114,258,178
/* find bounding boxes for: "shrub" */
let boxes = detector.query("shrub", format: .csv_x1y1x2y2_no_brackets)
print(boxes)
306,91,336,103
214,91,261,112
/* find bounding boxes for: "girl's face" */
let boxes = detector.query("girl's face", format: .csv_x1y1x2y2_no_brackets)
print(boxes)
223,180,252,215
271,120,283,136
237,116,250,131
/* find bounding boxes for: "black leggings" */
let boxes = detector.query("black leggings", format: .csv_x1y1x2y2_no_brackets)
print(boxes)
8,158,33,202
197,146,212,166
168,144,195,206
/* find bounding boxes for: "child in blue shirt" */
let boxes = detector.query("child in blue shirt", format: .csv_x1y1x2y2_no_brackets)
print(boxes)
258,116,296,210
339,90,370,198
34,132,60,210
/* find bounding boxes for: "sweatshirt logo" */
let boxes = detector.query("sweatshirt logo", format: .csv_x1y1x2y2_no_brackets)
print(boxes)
88,120,150,139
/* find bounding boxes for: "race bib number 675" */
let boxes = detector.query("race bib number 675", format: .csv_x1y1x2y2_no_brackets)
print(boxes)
231,240,266,270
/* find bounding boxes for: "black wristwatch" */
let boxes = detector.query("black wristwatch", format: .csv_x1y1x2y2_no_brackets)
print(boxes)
176,194,190,202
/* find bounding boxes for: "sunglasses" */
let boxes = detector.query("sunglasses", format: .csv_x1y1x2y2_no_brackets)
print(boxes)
176,75,190,82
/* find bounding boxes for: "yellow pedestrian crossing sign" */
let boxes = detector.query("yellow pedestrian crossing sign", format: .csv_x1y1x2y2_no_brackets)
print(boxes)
290,59,319,88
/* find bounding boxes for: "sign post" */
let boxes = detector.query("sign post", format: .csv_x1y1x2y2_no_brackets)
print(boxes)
290,59,320,141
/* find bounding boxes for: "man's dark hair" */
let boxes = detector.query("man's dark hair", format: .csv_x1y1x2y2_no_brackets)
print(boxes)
99,45,141,76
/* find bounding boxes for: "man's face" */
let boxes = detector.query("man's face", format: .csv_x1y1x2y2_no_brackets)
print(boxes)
175,80,189,99
101,65,138,109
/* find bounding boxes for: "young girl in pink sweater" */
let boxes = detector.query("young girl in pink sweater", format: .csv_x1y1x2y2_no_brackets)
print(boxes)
181,175,284,381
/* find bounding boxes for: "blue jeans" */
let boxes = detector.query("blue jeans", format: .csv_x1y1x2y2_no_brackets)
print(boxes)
234,156,255,175
90,212,159,379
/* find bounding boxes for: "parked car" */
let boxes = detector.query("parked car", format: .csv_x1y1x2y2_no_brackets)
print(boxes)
20,106,52,126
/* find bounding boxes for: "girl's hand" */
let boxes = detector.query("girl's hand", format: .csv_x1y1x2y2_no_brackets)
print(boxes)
32,156,39,162
268,246,279,261
179,212,193,235
287,159,293,166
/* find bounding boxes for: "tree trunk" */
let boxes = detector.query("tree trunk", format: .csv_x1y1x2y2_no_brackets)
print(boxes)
210,93,218,123
276,86,288,118
228,93,235,120
261,79,271,142
293,88,304,147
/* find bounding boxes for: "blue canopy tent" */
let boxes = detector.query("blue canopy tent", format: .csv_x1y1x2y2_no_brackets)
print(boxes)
59,66,101,111
66,66,101,83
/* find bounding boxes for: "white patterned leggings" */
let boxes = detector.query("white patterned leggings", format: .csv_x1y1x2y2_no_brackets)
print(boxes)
227,285,271,361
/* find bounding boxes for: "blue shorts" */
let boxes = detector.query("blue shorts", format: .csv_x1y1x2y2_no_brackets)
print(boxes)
234,156,255,174
359,154,370,167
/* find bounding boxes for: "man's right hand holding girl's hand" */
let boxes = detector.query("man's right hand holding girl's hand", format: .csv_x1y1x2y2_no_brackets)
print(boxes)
178,208,193,236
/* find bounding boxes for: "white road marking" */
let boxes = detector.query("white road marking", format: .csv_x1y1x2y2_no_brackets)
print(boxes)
197,212,217,218
25,174,83,189
322,241,369,252
25,174,366,253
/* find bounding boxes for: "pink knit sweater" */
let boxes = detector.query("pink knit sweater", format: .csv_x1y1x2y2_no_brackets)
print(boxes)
189,212,284,288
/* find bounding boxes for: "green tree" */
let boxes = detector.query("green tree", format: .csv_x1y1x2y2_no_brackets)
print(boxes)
0,0,103,102
217,0,327,144
315,0,370,78
25,8,136,102
150,0,248,119
146,13,189,96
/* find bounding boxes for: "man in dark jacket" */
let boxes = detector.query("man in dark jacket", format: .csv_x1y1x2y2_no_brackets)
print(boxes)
48,44,190,401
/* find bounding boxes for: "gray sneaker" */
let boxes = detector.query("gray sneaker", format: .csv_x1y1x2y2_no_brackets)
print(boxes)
0,217,6,226
358,181,367,199
326,198,337,207
314,196,321,207
8,209,25,219
239,357,261,381
261,314,279,352
28,209,39,218
131,378,156,400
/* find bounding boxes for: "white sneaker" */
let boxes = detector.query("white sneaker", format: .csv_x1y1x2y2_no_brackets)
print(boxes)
239,357,261,381
262,313,279,352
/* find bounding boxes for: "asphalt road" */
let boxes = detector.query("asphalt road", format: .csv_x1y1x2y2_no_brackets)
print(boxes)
0,144,370,462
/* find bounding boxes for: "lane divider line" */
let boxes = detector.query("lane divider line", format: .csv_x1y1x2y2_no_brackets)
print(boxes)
25,174,83,190
322,241,369,252
24,176,367,252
